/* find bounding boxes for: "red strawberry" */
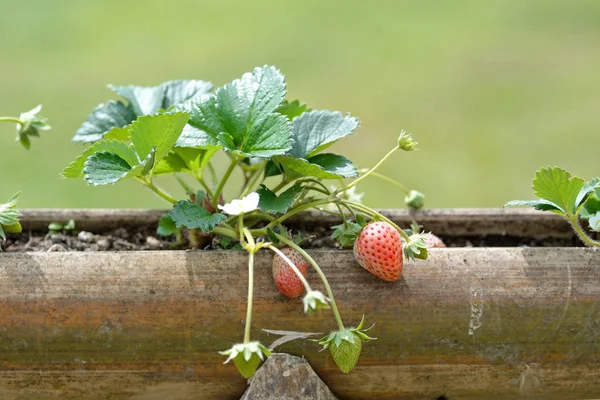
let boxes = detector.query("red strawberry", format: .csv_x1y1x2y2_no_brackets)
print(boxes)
272,247,309,298
425,233,446,248
353,221,403,281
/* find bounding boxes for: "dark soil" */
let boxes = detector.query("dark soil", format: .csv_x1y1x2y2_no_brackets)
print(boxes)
1,225,585,252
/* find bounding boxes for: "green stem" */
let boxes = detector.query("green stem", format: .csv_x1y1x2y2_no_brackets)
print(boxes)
211,157,238,209
139,179,177,205
271,178,292,193
243,250,255,344
213,226,238,240
265,198,333,230
240,163,266,198
275,234,345,331
191,172,214,198
570,216,600,247
342,200,411,242
175,174,195,197
337,145,400,195
207,162,218,189
0,117,23,124
360,170,410,195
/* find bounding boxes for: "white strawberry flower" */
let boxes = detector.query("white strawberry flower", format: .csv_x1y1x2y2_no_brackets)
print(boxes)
590,212,600,233
218,192,259,215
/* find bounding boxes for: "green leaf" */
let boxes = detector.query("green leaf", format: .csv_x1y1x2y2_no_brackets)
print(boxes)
168,201,227,232
64,219,76,231
288,110,358,159
276,99,311,120
157,214,178,236
62,140,139,178
188,66,291,157
109,80,212,116
275,153,358,180
532,167,585,215
257,184,302,214
129,112,190,167
103,126,130,142
48,222,63,232
83,152,137,186
504,199,563,213
576,177,600,209
73,100,136,143
331,221,362,248
581,191,600,220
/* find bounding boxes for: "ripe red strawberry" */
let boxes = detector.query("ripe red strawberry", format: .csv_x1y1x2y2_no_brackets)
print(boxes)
425,233,446,248
272,247,309,298
353,221,403,281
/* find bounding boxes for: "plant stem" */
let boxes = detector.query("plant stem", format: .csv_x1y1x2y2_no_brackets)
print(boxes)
175,174,195,197
272,178,292,193
140,179,177,204
212,157,238,209
240,163,266,198
359,170,410,195
336,145,400,195
342,200,411,242
569,216,600,247
265,198,333,230
192,172,214,198
243,250,255,344
275,233,345,331
213,226,238,240
0,117,22,124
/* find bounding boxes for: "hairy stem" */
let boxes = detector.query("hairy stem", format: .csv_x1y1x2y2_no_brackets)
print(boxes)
337,145,400,195
140,179,177,204
243,250,255,344
275,234,345,331
359,170,410,195
211,157,238,209
0,117,23,124
570,216,600,247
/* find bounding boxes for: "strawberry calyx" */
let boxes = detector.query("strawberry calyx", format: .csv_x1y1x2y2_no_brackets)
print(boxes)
219,341,272,379
403,232,429,260
303,290,331,314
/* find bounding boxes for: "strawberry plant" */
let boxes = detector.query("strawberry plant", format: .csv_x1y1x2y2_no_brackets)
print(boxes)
0,106,51,250
63,66,429,377
506,167,600,247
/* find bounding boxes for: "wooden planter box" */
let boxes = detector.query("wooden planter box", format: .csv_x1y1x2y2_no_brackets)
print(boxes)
1,209,599,399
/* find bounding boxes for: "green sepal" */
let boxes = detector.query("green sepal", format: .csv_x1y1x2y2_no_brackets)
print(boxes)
219,341,272,379
331,221,362,248
403,233,429,260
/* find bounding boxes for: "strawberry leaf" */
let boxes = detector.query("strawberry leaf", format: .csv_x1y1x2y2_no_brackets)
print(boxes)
83,152,140,186
576,178,600,210
129,113,189,168
533,167,585,216
288,110,358,159
581,190,600,220
169,201,226,232
276,99,311,121
73,100,137,143
257,184,302,214
186,66,291,157
275,154,358,179
157,214,178,236
62,140,139,178
504,199,563,213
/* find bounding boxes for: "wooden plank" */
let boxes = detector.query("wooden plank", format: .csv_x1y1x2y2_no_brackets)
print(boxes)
18,208,575,238
1,248,599,398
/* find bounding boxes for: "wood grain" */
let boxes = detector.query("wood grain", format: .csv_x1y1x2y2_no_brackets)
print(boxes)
1,248,599,399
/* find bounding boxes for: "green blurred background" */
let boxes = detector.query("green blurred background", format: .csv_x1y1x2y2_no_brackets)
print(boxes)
1,0,598,209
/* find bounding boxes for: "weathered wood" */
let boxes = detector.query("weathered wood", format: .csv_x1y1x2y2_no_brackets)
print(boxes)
1,248,599,399
18,208,575,238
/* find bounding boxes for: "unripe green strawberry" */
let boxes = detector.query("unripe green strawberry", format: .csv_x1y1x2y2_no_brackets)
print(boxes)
316,316,375,374
272,247,309,298
353,221,403,281
330,331,362,373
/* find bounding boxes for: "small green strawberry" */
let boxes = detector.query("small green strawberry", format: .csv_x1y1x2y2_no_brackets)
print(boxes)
219,341,271,379
317,316,375,374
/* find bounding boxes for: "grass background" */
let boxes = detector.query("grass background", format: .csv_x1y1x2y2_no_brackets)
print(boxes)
1,0,598,209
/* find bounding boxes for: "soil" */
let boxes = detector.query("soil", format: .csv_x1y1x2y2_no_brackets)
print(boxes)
1,225,586,252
